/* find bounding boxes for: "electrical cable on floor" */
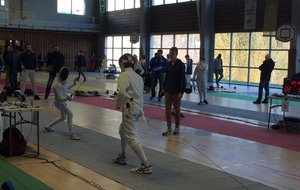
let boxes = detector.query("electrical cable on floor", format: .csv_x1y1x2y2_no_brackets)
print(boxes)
143,104,253,190
7,80,108,190
23,154,107,190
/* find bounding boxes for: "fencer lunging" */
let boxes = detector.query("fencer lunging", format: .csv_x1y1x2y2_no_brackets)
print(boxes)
43,67,80,140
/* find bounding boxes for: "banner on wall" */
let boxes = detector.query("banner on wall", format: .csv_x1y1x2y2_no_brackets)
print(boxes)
263,0,278,36
244,0,257,30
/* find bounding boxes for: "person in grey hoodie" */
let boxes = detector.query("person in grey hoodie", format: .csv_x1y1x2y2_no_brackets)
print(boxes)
193,57,208,105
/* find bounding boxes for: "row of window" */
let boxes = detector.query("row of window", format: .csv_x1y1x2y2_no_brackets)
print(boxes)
57,0,85,15
104,32,290,86
55,0,196,15
107,0,195,12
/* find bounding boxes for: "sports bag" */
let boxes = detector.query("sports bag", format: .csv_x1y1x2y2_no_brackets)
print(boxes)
0,127,27,156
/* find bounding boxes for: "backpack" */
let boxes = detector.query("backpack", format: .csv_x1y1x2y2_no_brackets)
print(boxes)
207,85,214,91
0,127,27,156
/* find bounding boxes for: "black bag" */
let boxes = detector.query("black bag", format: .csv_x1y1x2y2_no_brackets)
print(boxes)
0,127,27,156
3,86,14,96
208,85,214,91
24,89,34,96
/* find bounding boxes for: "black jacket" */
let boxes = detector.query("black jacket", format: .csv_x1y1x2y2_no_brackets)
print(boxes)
19,50,37,70
48,51,64,76
259,58,275,81
163,59,186,94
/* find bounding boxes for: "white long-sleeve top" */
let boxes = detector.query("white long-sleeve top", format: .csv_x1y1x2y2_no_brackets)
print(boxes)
115,67,144,109
193,62,208,81
53,77,75,103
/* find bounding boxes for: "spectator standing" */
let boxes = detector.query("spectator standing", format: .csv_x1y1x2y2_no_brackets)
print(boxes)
75,50,87,82
213,54,223,87
132,54,144,76
185,54,193,88
149,49,167,101
3,45,10,86
0,53,4,77
19,44,41,100
90,53,96,72
193,57,209,105
37,51,46,69
98,55,107,79
44,45,64,99
161,47,186,136
6,43,20,91
112,53,152,174
253,54,275,104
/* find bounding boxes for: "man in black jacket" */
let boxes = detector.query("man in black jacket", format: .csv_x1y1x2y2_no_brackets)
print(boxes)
44,45,64,99
160,47,186,136
75,50,87,82
6,43,20,91
253,54,275,104
20,44,41,100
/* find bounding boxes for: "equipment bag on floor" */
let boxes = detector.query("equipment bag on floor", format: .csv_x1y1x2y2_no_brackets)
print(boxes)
0,127,27,156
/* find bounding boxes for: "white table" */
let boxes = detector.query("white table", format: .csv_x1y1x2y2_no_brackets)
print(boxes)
1,106,43,156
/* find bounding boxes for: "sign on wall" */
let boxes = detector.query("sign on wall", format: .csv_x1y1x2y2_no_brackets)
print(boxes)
130,33,139,44
244,0,257,30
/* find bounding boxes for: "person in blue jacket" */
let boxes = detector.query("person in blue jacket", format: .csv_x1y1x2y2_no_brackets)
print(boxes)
149,49,167,101
185,54,193,88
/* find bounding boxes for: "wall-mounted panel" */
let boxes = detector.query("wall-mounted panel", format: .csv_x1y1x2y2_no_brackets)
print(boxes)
214,0,292,33
150,2,198,34
105,9,141,35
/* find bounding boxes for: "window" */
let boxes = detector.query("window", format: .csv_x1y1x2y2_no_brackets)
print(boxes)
104,36,140,70
152,0,195,6
107,0,140,12
150,33,200,72
214,32,290,86
57,0,85,15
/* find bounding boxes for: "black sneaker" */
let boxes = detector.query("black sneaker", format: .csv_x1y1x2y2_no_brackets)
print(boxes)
203,100,209,104
34,95,41,100
197,101,203,105
180,113,185,118
150,96,154,100
262,99,268,104
253,100,261,104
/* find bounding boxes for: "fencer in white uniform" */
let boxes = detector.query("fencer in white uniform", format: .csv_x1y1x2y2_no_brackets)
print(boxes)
112,53,152,174
43,67,80,140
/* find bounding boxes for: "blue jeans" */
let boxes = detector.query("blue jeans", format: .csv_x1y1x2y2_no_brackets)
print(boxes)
45,75,56,99
257,80,270,101
9,71,18,90
77,67,86,80
151,73,164,97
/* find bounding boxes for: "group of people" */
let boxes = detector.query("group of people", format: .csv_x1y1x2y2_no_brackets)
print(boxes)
1,43,82,141
145,49,211,105
111,50,275,175
0,42,275,175
1,42,42,100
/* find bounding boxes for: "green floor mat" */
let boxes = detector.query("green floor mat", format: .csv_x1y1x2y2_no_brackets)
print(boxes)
206,91,300,107
0,158,52,190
